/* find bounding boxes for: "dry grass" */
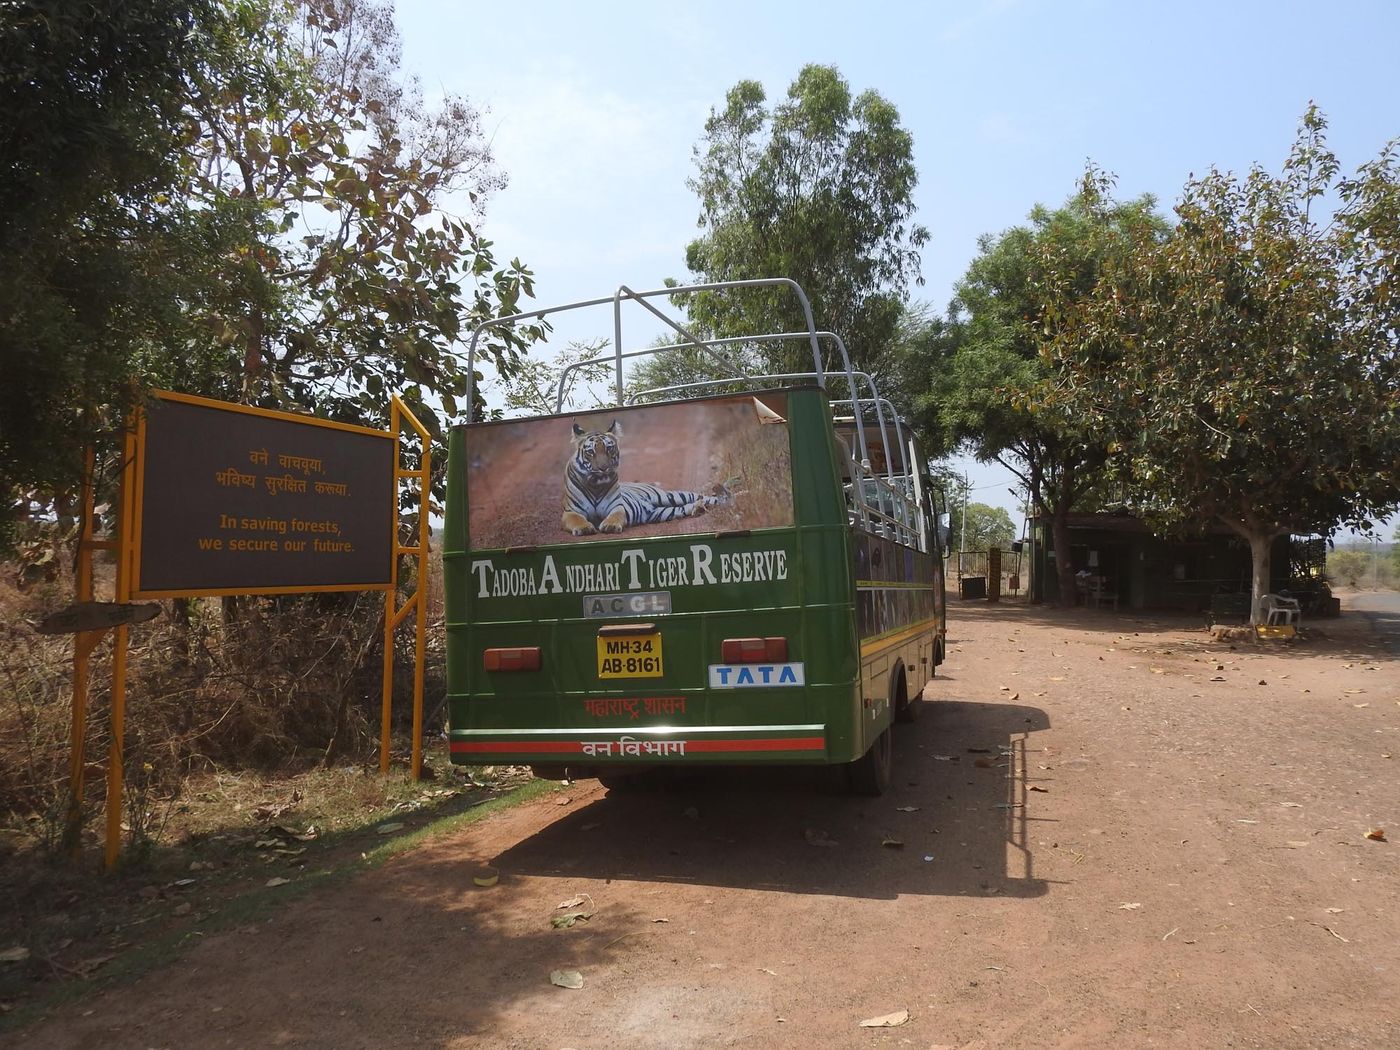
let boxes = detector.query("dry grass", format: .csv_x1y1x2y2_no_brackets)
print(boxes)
718,422,794,528
0,545,450,862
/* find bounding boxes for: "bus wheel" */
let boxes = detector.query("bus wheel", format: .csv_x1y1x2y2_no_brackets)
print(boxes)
894,669,920,723
847,726,892,796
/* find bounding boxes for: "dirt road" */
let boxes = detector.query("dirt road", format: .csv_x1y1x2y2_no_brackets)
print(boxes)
1347,589,1400,653
20,600,1400,1049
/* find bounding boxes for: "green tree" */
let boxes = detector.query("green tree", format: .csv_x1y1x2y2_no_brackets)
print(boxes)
2,0,541,552
879,302,962,422
961,502,1015,553
1327,549,1370,588
1052,109,1400,623
498,340,614,417
676,64,928,380
903,186,1166,606
0,0,221,549
625,333,766,405
180,0,542,441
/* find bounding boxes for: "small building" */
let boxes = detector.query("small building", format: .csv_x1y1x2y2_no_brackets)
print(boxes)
1026,511,1324,615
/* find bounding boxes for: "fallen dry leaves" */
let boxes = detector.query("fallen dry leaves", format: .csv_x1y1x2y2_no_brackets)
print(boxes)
858,1009,910,1028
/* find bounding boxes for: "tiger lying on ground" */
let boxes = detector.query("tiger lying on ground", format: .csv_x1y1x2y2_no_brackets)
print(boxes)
561,420,734,536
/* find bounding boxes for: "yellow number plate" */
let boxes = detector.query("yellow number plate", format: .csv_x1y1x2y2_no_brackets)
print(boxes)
596,633,664,679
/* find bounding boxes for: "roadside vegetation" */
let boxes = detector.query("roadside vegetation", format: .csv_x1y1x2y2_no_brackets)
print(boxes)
1327,540,1398,590
1,0,1399,1023
894,112,1400,615
2,0,537,859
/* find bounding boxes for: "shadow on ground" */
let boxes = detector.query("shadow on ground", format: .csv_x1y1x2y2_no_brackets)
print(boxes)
489,697,1051,901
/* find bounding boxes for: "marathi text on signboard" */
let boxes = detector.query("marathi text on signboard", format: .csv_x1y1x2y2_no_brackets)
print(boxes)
133,392,395,597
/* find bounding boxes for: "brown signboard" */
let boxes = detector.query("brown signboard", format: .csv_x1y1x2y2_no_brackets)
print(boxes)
132,392,395,597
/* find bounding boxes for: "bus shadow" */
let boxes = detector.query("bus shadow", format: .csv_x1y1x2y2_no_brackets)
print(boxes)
491,698,1051,901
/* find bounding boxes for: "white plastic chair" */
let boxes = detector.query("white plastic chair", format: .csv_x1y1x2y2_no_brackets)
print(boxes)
1260,593,1301,626
1088,575,1118,610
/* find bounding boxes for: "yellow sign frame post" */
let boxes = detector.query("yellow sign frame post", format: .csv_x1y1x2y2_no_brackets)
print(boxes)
104,426,138,870
381,396,431,780
56,439,147,868
63,449,121,856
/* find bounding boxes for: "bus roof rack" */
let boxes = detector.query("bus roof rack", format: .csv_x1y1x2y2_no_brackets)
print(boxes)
459,278,923,545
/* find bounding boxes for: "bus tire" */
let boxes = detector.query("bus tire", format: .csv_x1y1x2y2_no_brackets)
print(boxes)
847,725,892,796
894,668,920,723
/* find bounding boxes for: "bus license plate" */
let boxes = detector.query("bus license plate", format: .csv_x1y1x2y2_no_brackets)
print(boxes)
596,633,664,679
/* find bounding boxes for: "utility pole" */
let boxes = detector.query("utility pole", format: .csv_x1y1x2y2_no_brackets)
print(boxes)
961,471,969,558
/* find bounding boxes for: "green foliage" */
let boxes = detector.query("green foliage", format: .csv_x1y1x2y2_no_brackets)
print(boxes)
498,340,615,417
0,0,221,548
625,336,767,404
1056,109,1400,541
180,0,543,439
1,0,543,545
1051,109,1400,618
1327,549,1371,587
895,183,1165,603
915,183,1162,498
680,64,928,378
961,502,1016,553
925,465,968,552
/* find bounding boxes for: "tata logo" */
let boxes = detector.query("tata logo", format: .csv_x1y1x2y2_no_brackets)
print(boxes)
707,663,806,688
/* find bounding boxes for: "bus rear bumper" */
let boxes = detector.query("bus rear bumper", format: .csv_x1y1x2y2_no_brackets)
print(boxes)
449,725,829,766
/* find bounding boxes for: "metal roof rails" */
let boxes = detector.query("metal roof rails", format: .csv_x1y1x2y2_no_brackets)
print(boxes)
460,279,921,546
465,279,873,483
627,349,892,484
465,279,824,410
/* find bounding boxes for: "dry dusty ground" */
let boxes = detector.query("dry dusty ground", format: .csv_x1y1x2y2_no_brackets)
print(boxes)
15,598,1400,1049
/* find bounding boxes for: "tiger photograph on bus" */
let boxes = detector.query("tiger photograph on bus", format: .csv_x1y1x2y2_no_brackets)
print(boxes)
561,419,736,536
463,394,795,551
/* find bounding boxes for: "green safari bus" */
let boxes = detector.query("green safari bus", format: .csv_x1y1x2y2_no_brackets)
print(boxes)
443,280,947,794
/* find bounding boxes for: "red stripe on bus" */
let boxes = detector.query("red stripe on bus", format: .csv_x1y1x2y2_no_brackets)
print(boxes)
450,741,578,754
449,737,825,755
685,737,824,753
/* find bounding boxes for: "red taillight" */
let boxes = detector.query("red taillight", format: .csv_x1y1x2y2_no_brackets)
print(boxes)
721,637,788,663
483,647,541,672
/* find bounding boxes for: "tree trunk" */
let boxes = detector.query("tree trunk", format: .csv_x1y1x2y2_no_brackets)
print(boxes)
1247,530,1273,626
242,305,264,399
1051,506,1077,609
1222,511,1284,626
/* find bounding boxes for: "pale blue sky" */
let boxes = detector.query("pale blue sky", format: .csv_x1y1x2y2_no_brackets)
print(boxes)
397,0,1400,536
